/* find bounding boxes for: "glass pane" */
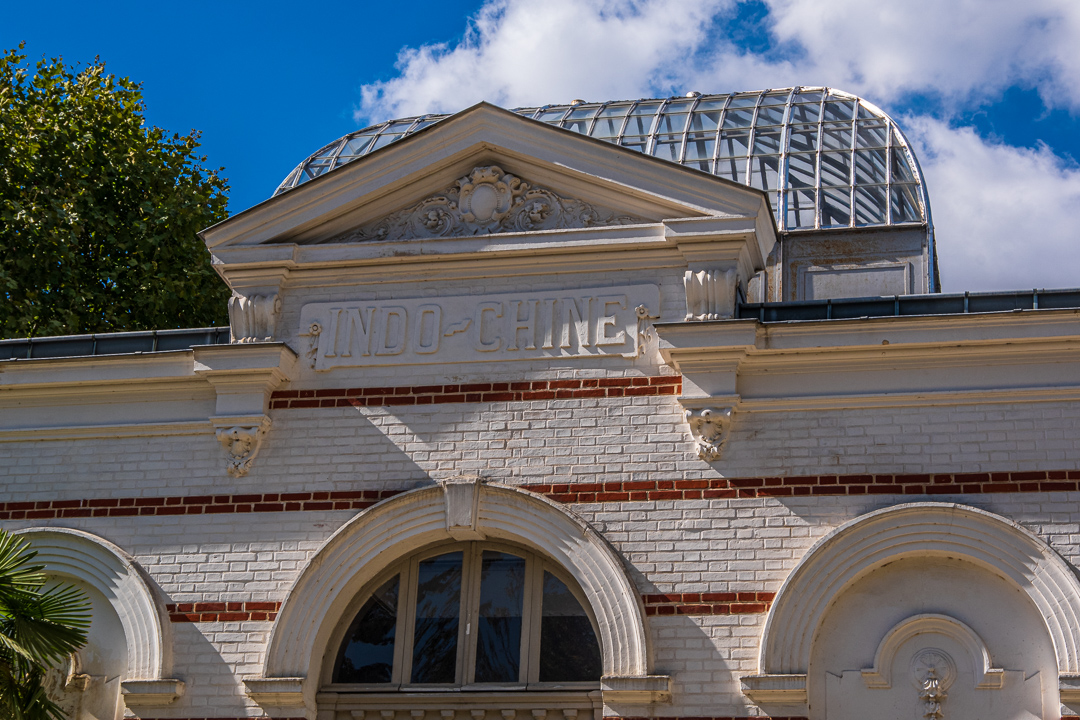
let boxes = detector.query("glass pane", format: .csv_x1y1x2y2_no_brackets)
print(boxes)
822,101,855,123
755,104,785,126
623,114,656,135
652,136,683,162
567,106,598,120
562,119,590,134
591,115,626,140
786,189,816,228
820,152,851,187
761,92,789,105
536,108,567,123
655,112,688,134
370,133,403,152
722,108,755,128
786,153,816,188
891,184,922,223
694,98,727,111
597,104,632,117
334,575,399,683
793,90,823,104
474,551,526,683
821,125,852,150
618,137,648,152
789,103,820,124
788,125,818,153
717,130,750,158
688,110,721,133
715,156,746,183
752,130,782,155
411,552,463,683
856,122,888,148
857,103,877,119
728,95,758,108
821,186,851,227
892,150,916,182
664,99,696,113
539,572,602,682
854,185,887,224
855,149,887,184
683,136,714,166
749,155,779,191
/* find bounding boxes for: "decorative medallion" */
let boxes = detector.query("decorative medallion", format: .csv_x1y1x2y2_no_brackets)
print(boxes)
330,165,644,242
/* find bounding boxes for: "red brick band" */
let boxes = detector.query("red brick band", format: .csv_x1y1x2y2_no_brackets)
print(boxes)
607,717,807,720
643,592,775,616
0,490,402,521
269,376,681,409
166,601,282,623
520,470,1080,501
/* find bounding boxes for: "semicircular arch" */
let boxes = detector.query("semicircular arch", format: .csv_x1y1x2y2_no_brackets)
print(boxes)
759,502,1080,675
13,527,169,680
263,481,649,682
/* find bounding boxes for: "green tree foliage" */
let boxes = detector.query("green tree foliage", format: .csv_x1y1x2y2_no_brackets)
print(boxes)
0,529,91,720
0,46,231,338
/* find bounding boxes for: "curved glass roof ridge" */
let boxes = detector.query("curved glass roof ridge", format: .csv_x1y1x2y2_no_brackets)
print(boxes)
275,87,930,234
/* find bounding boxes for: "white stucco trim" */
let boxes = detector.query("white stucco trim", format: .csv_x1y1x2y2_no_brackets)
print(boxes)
13,527,170,680
757,502,1080,675
261,481,651,688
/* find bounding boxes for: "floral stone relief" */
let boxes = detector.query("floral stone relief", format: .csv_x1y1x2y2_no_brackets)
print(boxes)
329,165,645,242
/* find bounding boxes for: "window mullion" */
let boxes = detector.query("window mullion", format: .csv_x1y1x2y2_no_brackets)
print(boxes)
398,557,420,685
523,556,544,685
460,543,482,685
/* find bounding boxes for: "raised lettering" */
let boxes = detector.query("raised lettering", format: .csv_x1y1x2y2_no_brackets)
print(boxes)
376,306,407,356
559,297,591,350
474,301,503,352
506,300,538,351
339,307,375,357
414,305,442,355
541,298,557,350
595,295,627,347
322,308,342,358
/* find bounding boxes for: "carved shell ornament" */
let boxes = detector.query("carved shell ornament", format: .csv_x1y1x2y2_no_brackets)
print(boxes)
332,165,643,242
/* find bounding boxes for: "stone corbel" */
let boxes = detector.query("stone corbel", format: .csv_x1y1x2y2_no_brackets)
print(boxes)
245,677,310,719
684,268,739,320
229,292,282,343
438,475,486,541
213,416,272,478
740,673,807,707
684,406,734,461
1060,674,1080,703
601,674,672,704
120,679,186,707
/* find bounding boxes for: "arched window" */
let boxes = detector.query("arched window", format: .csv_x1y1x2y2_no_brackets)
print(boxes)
328,542,602,689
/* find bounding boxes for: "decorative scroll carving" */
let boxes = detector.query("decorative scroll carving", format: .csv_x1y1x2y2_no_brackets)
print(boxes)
332,165,643,243
685,407,733,461
229,293,281,343
633,304,659,358
684,268,738,320
912,649,954,719
215,419,271,477
299,321,322,368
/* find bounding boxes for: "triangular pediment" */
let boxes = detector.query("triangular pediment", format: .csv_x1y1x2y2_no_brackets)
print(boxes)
202,103,775,253
320,164,648,244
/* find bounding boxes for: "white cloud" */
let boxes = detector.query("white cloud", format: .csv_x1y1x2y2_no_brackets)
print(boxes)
354,0,1080,291
907,117,1080,291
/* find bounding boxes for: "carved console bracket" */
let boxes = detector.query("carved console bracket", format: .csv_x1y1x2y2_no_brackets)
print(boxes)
601,674,672,704
684,268,739,320
121,679,186,707
229,293,281,343
740,673,807,706
244,677,306,708
439,474,486,541
684,406,734,461
213,416,272,478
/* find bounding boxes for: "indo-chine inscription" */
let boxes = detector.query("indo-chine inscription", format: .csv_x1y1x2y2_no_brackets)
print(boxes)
299,284,660,370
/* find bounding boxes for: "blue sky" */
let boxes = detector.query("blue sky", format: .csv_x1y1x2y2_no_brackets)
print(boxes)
5,0,1080,292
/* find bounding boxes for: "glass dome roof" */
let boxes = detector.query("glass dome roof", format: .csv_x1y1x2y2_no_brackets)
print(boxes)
275,87,930,234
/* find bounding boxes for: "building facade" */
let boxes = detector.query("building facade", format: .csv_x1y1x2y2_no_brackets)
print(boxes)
2,92,1080,720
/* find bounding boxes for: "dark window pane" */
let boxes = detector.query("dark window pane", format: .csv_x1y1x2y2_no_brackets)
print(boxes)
539,572,602,682
333,575,399,683
474,551,526,683
411,552,463,683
